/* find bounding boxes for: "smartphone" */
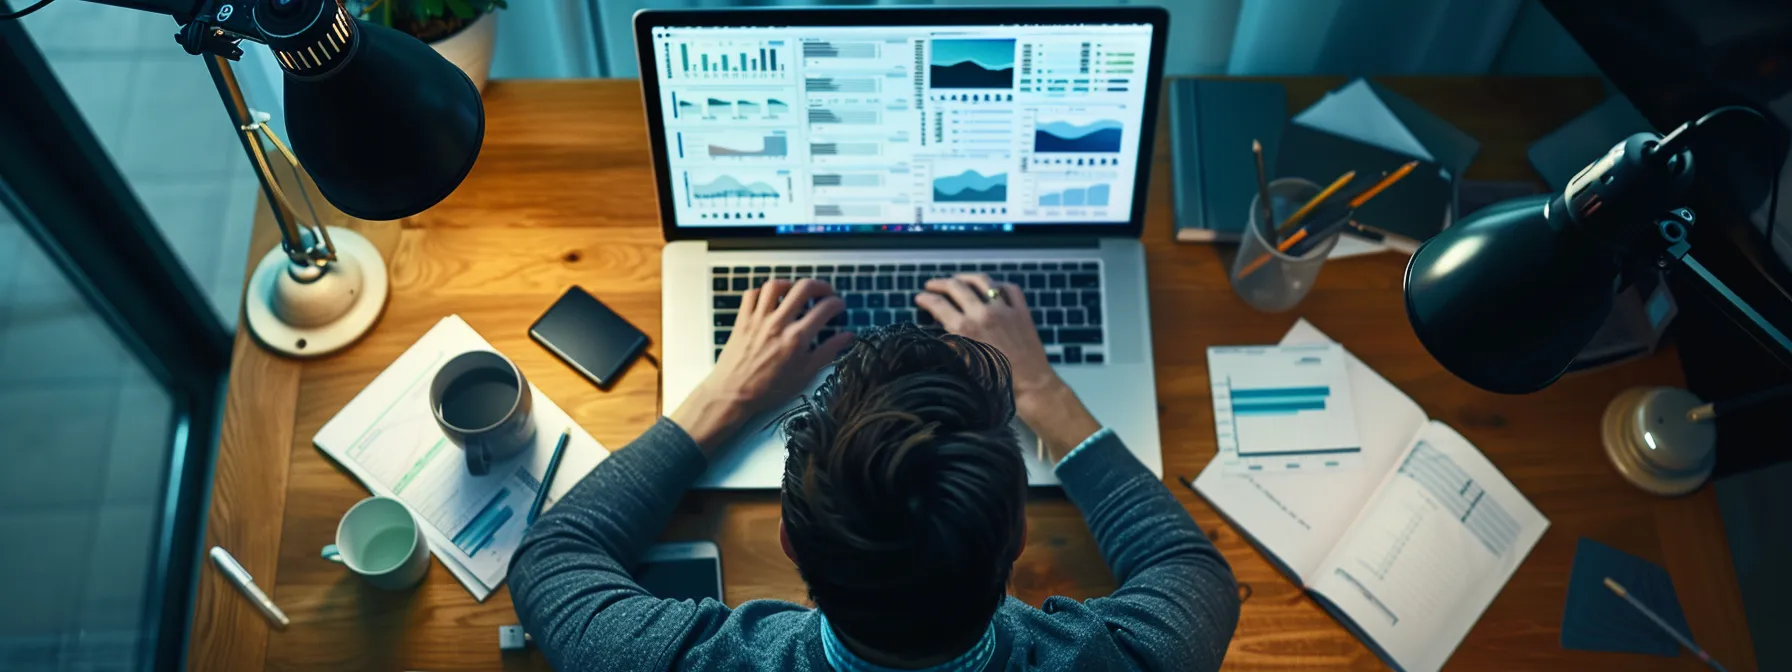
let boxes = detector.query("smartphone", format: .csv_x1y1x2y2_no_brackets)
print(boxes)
636,541,723,602
529,286,649,389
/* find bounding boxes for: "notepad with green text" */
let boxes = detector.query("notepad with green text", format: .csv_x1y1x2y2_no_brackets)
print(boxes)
1193,319,1549,672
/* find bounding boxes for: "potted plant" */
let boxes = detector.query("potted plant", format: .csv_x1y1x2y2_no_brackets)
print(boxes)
346,0,507,91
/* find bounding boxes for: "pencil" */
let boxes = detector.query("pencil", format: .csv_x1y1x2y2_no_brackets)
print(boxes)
1348,161,1418,208
1277,171,1355,232
1251,139,1274,237
1235,164,1414,280
1603,578,1728,672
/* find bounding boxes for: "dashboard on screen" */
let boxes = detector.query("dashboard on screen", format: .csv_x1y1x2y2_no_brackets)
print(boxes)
644,22,1156,234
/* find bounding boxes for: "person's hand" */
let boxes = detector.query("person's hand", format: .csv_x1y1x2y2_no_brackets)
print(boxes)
914,273,1099,462
671,279,854,455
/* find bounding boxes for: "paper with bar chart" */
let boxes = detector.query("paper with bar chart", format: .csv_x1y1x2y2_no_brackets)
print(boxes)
314,315,610,600
1208,344,1364,473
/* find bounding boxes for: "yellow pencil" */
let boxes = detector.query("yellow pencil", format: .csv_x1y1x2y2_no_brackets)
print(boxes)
1277,171,1356,233
1348,161,1418,209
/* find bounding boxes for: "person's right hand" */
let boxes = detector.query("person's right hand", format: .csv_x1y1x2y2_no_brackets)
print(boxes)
671,278,853,456
914,273,1100,462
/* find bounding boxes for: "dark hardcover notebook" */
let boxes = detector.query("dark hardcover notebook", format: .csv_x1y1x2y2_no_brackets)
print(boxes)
1168,79,1289,243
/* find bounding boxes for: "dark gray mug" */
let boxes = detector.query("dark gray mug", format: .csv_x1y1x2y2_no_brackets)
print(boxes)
429,350,536,475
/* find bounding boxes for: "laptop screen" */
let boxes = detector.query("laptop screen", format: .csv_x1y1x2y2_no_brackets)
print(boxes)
642,18,1158,236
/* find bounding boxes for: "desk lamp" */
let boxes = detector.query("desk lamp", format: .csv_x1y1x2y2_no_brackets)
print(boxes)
16,0,485,355
1403,106,1789,493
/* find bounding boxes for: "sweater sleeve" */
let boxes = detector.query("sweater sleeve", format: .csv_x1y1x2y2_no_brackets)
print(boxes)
1051,430,1241,671
507,418,736,671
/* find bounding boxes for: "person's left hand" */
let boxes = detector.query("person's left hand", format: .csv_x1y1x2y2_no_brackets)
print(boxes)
670,279,853,454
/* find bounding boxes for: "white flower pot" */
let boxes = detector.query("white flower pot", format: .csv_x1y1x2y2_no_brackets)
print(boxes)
429,11,498,92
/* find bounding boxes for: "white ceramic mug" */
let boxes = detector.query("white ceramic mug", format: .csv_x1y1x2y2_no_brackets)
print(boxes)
321,496,431,590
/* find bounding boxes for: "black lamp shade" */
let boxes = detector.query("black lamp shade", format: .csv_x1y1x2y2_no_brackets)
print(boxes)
282,19,484,221
1403,195,1623,394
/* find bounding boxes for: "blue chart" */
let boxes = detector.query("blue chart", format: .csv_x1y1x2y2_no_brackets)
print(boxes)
933,170,1008,203
672,93,789,122
1039,183,1110,207
1208,344,1364,473
452,487,513,557
691,174,781,201
1232,386,1331,415
683,170,795,222
671,39,786,81
1034,119,1124,153
930,39,1015,89
1397,441,1519,557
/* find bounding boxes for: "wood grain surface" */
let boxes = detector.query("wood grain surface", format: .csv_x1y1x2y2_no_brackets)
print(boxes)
188,77,1758,671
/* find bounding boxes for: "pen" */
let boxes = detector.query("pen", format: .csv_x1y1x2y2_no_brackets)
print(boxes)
528,428,572,525
1604,578,1728,672
209,546,289,629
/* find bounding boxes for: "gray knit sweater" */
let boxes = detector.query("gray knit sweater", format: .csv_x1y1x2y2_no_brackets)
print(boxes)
509,418,1239,671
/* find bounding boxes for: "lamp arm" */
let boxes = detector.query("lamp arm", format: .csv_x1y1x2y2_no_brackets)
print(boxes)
79,0,204,20
76,0,336,270
205,53,325,269
1667,249,1792,369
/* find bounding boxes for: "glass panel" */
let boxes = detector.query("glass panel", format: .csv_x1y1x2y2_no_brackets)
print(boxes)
17,0,262,329
0,197,176,670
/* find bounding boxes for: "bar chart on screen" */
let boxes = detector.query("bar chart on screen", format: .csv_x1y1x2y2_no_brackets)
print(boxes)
1208,343,1364,473
663,38,790,82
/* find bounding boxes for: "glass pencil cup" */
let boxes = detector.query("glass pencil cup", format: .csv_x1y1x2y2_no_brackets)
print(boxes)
1230,178,1335,313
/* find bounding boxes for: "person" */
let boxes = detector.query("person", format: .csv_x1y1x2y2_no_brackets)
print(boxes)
510,275,1240,671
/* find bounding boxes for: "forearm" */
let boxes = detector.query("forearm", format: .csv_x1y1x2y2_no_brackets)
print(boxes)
1017,378,1102,464
509,418,708,630
1055,432,1239,667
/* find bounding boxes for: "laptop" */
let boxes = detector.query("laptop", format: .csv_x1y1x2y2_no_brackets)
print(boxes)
636,6,1169,488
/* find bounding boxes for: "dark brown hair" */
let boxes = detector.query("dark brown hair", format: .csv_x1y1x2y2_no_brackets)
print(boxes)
780,324,1026,658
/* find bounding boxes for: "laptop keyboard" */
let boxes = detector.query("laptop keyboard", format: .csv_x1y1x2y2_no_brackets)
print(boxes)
710,261,1107,365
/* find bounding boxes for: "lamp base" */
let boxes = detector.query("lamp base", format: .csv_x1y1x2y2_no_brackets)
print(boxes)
1601,386,1716,496
244,227,389,357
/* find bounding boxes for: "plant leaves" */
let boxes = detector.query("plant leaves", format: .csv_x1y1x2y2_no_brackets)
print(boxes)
445,0,474,19
419,0,446,19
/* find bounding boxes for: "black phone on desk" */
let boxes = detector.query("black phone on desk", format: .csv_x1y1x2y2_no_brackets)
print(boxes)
636,541,723,602
530,286,648,389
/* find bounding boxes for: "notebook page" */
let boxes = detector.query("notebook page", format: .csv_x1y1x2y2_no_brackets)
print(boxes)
1192,319,1425,581
1308,422,1548,672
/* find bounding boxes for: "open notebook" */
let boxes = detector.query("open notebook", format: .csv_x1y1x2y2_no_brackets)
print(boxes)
1194,320,1548,672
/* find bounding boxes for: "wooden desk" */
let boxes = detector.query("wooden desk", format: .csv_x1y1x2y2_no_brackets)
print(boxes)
188,77,1757,671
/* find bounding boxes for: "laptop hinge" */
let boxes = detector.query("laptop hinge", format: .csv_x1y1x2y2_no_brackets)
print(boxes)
707,235,1102,251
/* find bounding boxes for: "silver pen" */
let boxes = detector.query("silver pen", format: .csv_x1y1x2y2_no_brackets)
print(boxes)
209,546,290,629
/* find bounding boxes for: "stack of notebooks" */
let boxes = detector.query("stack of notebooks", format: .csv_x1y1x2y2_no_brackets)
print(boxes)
1194,319,1548,672
1169,78,1479,254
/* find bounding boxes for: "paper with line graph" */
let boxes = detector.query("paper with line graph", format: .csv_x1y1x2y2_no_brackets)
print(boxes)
1207,343,1364,473
314,315,610,600
1309,422,1547,672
